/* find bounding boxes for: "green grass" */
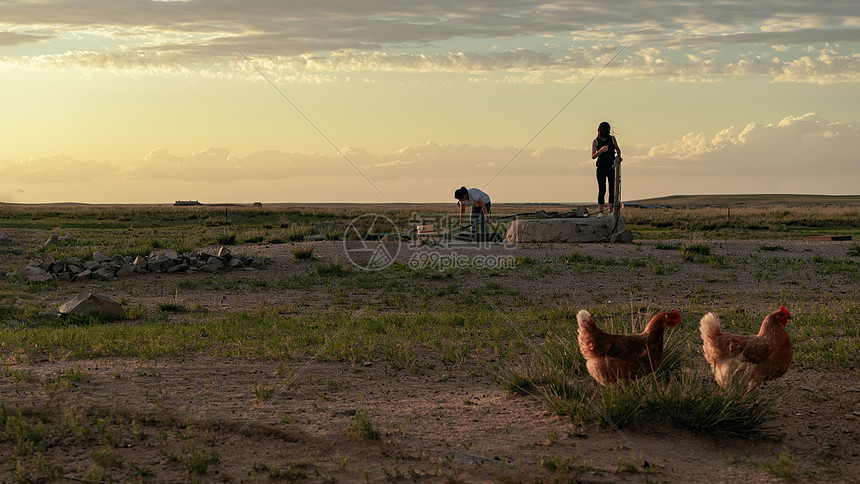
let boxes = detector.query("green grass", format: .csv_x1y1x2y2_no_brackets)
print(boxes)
346,410,380,440
755,448,798,480
292,245,316,260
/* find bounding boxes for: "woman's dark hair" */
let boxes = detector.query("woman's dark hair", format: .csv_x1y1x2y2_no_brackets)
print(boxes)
454,187,468,200
598,121,611,140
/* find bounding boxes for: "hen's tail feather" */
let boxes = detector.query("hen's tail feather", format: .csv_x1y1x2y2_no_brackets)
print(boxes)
699,312,722,342
576,309,593,329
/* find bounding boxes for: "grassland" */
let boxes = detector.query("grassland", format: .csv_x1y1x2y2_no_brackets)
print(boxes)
0,199,859,483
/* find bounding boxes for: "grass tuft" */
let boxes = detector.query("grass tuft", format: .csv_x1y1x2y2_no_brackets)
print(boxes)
346,410,380,440
292,245,316,260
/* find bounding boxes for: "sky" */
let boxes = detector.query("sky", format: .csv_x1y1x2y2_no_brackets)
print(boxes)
1,0,859,204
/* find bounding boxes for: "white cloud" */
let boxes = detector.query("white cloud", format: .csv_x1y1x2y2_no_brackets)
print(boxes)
0,1,857,83
640,113,860,178
0,154,117,183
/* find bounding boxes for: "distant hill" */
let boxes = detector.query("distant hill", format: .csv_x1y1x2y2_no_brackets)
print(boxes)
628,194,860,207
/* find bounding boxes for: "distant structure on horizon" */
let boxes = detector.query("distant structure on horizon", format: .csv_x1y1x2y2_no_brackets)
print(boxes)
174,200,202,206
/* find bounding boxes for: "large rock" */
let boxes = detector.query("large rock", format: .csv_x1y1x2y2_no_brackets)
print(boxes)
505,217,630,244
59,293,125,319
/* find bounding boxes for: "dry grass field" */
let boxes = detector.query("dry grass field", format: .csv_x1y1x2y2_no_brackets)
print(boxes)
1,199,859,483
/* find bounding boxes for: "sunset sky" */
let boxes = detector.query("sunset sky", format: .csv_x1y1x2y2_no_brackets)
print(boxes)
1,1,858,204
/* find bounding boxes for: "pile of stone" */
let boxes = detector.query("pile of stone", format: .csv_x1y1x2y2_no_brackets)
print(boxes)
5,247,271,283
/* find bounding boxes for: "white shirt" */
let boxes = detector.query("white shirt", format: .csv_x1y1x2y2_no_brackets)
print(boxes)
462,188,490,206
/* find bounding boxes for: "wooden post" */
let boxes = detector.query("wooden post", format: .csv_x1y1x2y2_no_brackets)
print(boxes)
612,155,622,234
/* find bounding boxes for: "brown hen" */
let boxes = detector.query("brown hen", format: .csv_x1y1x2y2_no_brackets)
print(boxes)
700,306,793,389
576,309,681,386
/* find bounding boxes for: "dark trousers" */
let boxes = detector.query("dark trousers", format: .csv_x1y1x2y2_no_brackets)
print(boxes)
471,202,491,234
596,166,615,205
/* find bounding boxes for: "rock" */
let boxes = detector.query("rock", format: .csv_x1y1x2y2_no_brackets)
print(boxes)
115,265,135,278
74,269,92,281
110,254,126,269
610,229,634,244
228,258,245,269
204,256,226,269
0,233,14,244
59,293,124,320
198,263,220,273
36,255,55,271
303,234,326,242
167,263,189,274
93,251,110,264
162,249,180,261
84,260,101,271
15,265,55,282
133,255,147,269
148,253,176,272
92,267,114,280
250,258,267,269
217,247,232,258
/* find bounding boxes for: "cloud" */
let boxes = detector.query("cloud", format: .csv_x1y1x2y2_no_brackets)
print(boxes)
640,113,860,177
131,148,338,181
4,113,858,201
0,31,51,46
1,1,857,83
0,154,118,183
128,143,587,182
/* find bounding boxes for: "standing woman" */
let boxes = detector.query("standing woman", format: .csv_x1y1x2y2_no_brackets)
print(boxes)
591,122,622,217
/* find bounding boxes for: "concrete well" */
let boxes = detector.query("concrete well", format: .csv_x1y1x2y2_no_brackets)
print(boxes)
505,217,633,243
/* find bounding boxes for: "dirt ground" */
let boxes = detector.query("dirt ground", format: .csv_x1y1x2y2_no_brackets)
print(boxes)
2,235,859,483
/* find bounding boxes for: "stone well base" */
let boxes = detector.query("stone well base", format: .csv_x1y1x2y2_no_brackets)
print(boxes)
505,217,633,243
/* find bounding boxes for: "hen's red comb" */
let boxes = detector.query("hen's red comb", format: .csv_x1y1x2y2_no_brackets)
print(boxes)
779,305,791,317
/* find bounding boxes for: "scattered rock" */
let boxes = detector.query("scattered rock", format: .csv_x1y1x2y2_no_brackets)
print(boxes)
133,255,147,269
11,265,55,282
92,268,115,281
198,263,220,273
59,293,125,319
115,265,135,278
12,246,272,284
303,234,326,242
167,263,189,274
